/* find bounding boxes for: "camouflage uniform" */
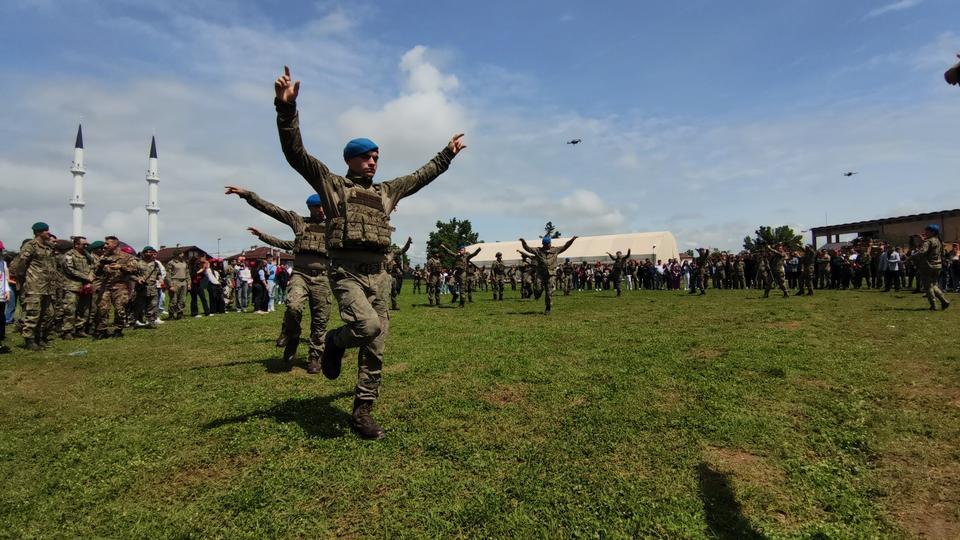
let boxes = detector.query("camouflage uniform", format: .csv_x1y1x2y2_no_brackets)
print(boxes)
562,260,574,295
491,258,506,300
135,258,161,325
165,258,189,319
762,246,789,298
912,235,950,310
797,248,815,296
244,191,332,372
426,256,442,306
92,248,140,336
608,250,631,296
440,245,480,307
519,238,576,313
277,97,458,408
10,237,57,347
386,240,410,311
61,248,95,336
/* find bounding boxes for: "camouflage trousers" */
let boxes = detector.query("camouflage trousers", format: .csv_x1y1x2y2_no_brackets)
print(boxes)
427,275,441,305
135,286,158,323
390,275,402,310
59,289,84,334
94,284,130,334
799,268,814,294
453,273,472,306
282,270,331,364
328,263,390,402
764,268,788,296
21,292,55,342
563,275,573,295
539,273,556,312
168,280,188,318
918,266,948,308
492,276,504,300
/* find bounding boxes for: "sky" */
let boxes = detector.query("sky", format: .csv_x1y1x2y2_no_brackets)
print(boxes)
0,0,957,263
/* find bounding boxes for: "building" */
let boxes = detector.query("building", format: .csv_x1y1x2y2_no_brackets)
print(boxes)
226,246,293,263
809,209,960,248
466,231,680,266
156,245,211,264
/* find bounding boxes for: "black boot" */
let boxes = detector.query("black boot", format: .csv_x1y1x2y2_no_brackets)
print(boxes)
321,332,344,380
24,339,42,351
275,333,287,348
283,337,299,364
306,356,321,375
350,398,385,440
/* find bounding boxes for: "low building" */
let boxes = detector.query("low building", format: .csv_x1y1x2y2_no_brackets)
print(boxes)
226,246,293,263
466,231,680,266
810,209,960,248
156,245,210,264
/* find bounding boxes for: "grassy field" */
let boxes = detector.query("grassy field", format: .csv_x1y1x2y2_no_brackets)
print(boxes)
1,285,958,538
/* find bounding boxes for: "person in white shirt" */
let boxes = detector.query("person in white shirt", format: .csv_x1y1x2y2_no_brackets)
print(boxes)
883,245,901,292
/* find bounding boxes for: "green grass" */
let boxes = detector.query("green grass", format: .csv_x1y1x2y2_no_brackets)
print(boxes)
1,286,958,538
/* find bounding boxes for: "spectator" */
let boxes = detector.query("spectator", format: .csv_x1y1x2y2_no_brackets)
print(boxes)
251,260,269,314
265,255,277,312
189,255,211,317
0,241,10,354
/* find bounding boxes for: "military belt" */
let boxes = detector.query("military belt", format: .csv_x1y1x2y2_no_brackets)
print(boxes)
294,267,327,278
334,260,386,275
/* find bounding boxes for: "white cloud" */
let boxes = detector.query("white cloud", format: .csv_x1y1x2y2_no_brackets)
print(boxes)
864,0,923,19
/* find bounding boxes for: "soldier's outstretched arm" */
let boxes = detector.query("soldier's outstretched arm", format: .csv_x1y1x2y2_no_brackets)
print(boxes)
558,236,579,254
468,247,482,260
274,66,336,201
227,187,300,231
519,238,536,255
607,252,616,261
438,243,457,257
248,227,295,251
382,134,466,211
399,237,413,255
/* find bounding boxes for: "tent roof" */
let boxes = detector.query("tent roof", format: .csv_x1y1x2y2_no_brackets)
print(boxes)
466,231,680,265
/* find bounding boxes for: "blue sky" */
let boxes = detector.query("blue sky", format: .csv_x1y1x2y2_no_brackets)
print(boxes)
1,0,957,261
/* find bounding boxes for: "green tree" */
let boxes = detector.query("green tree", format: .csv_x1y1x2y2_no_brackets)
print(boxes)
427,218,481,268
743,225,802,252
544,221,562,238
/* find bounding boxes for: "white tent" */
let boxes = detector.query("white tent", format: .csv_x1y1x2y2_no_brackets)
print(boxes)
466,231,680,266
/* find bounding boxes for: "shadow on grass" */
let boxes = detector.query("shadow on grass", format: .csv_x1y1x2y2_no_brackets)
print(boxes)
697,463,763,540
205,390,354,439
505,310,545,316
188,356,295,374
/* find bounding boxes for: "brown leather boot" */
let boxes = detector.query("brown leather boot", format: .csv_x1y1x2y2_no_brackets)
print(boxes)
306,357,321,375
350,398,385,440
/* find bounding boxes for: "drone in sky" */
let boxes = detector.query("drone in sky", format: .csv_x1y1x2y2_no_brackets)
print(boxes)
842,171,858,177
566,139,582,145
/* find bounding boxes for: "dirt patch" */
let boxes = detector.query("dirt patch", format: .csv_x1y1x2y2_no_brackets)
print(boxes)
883,457,960,539
165,453,261,491
689,347,726,360
768,321,802,330
385,362,409,374
483,383,528,407
703,446,786,488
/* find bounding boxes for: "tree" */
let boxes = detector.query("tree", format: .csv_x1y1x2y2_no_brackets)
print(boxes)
544,221,562,238
743,225,802,252
427,218,481,269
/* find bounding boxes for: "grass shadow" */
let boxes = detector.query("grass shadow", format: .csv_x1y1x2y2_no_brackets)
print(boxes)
204,390,354,439
188,356,295,374
697,462,763,540
505,310,545,316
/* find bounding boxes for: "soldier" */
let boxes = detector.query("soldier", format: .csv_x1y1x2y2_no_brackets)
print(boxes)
762,243,790,298
911,224,951,311
387,237,411,311
519,235,578,314
517,252,534,299
411,265,423,294
562,258,574,295
9,223,57,350
491,252,506,300
796,245,816,296
91,237,140,338
690,248,709,295
606,249,631,297
439,243,480,307
228,187,333,373
275,65,465,439
165,250,189,320
134,247,162,328
425,252,442,306
60,236,95,338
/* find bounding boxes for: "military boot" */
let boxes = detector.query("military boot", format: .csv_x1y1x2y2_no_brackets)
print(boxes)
306,356,321,375
941,299,951,311
275,333,288,348
24,339,42,351
283,338,299,364
60,333,75,340
350,398,385,440
321,332,344,380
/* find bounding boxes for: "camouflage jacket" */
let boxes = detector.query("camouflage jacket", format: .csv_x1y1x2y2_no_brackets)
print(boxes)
95,250,140,287
10,237,57,295
62,249,95,292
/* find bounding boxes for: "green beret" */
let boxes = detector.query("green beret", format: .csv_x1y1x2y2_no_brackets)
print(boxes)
32,222,49,233
87,240,105,252
142,246,156,253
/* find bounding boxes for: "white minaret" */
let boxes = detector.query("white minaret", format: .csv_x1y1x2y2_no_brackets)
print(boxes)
70,124,85,237
145,136,160,248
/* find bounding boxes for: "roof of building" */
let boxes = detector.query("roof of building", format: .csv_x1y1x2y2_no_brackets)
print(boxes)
810,209,960,233
225,246,293,262
156,245,210,263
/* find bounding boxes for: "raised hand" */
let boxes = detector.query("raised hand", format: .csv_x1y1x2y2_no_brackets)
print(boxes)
224,186,248,197
275,65,301,103
247,227,261,236
447,133,467,155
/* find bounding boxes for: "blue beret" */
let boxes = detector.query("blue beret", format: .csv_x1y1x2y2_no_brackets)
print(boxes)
542,235,552,245
306,194,322,207
926,224,940,234
343,138,378,160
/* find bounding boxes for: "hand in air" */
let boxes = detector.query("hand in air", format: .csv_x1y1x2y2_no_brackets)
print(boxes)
224,186,248,197
247,227,261,236
447,133,467,155
275,65,300,103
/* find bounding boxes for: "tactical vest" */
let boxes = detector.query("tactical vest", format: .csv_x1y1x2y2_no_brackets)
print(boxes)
294,219,327,256
326,184,394,251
